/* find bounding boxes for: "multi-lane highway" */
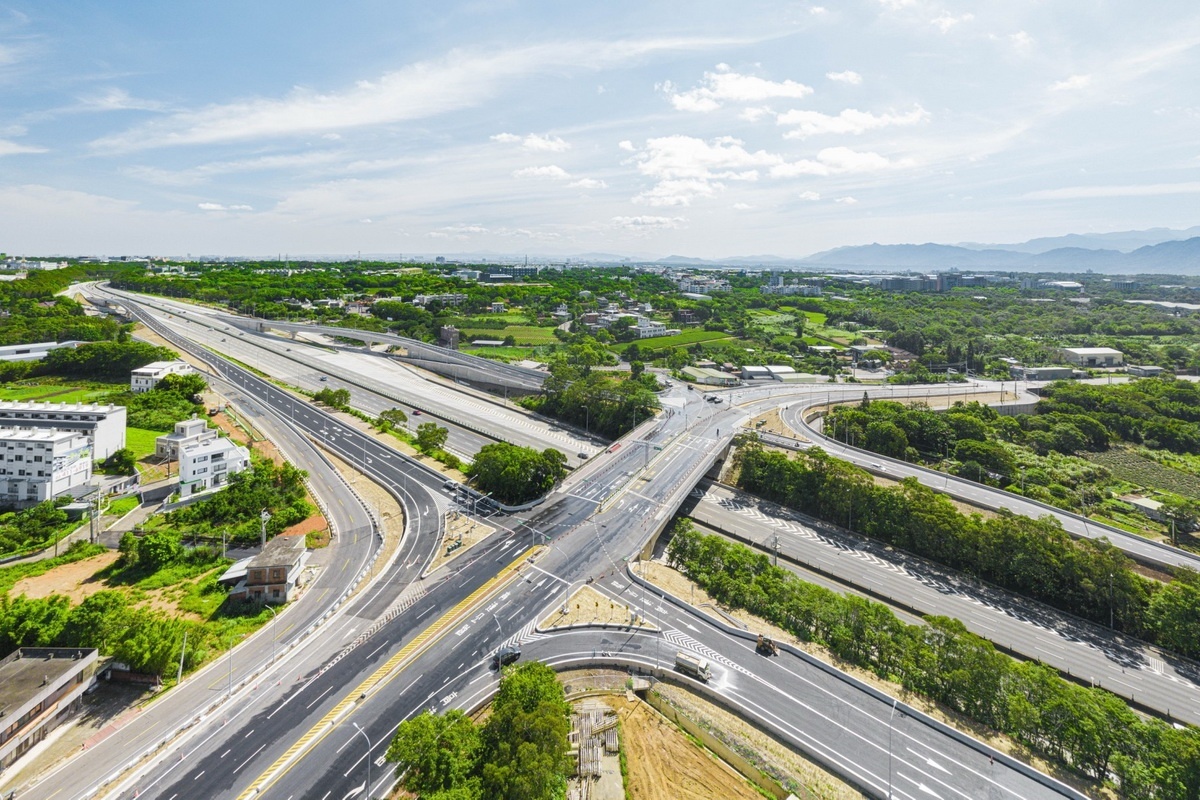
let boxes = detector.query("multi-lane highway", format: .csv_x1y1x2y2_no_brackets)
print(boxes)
42,287,1144,800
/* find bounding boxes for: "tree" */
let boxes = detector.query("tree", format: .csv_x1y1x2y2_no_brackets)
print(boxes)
62,590,130,653
386,709,480,795
477,662,571,800
138,530,182,571
102,448,138,475
313,387,350,409
377,407,408,431
468,443,566,504
629,360,645,378
156,371,208,399
416,422,449,453
118,531,139,568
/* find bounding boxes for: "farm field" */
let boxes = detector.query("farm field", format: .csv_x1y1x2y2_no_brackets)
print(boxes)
612,329,733,354
0,382,119,403
1088,447,1200,499
459,324,559,345
459,345,536,361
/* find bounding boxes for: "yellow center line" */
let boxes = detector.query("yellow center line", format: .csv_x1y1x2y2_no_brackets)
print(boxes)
236,546,540,799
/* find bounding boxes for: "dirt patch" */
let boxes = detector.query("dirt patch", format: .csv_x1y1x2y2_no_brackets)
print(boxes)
540,584,655,630
280,514,328,539
427,510,495,573
749,407,808,440
134,586,205,623
11,552,118,602
607,694,762,800
638,561,1100,797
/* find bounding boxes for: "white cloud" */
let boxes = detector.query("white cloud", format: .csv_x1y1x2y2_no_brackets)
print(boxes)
878,0,917,9
322,133,342,140
932,13,973,33
568,178,608,189
810,6,828,15
665,68,813,113
770,147,911,177
492,132,570,152
777,106,927,138
91,37,752,152
739,106,772,122
0,139,46,156
1024,181,1200,200
513,165,572,180
798,191,821,201
1050,74,1092,91
835,196,858,204
631,135,780,206
826,70,862,85
128,150,346,186
1008,31,1034,53
731,202,754,210
78,88,167,113
618,140,635,152
612,215,686,231
198,202,253,211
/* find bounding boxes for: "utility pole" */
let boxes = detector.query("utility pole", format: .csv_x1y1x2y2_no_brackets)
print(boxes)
772,532,780,566
259,508,271,547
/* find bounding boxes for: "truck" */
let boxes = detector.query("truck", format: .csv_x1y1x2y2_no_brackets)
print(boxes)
674,652,712,682
756,634,778,656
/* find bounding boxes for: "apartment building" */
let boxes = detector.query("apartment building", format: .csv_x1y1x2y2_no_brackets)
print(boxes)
130,360,194,393
178,437,250,496
0,428,92,504
0,401,126,460
155,417,218,460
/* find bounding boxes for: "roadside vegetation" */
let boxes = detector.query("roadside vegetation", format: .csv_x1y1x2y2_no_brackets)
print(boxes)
467,443,567,505
732,436,1200,660
667,521,1199,798
386,661,571,800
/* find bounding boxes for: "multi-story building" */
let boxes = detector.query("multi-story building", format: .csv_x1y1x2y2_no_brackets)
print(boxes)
0,428,92,504
130,360,194,394
636,319,668,339
0,648,100,770
221,534,310,605
178,437,251,497
155,417,218,460
0,401,126,460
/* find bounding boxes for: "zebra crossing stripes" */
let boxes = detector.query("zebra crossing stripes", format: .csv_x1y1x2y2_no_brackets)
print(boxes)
663,628,755,678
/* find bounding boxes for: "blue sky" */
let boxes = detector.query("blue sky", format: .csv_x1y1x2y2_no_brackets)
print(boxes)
2,1,1199,258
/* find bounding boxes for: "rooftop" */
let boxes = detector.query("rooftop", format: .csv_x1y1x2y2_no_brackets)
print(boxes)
0,648,96,714
1062,347,1123,356
248,534,307,570
0,427,85,443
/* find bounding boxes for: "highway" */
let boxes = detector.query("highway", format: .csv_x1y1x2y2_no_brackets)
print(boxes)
99,287,599,465
54,288,1098,800
686,482,1200,725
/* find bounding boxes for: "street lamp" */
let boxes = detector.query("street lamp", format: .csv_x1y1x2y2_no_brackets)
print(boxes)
352,722,372,799
264,604,278,665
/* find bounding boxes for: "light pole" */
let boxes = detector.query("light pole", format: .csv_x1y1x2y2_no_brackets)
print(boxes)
887,698,898,798
264,604,278,665
352,722,372,799
259,508,271,548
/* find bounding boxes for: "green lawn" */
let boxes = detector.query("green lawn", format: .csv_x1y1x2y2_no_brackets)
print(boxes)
802,310,828,325
612,330,733,353
459,325,560,345
126,427,166,460
0,381,124,404
459,346,535,361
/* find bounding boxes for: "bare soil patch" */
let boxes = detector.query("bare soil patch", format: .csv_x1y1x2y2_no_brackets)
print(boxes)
12,552,118,602
607,694,762,800
540,584,655,630
749,407,807,440
427,510,494,573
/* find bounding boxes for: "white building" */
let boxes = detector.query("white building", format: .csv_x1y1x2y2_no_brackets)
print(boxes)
155,417,218,459
179,437,250,496
1061,347,1124,368
0,428,92,504
0,341,86,363
636,319,668,339
130,360,194,393
0,402,126,460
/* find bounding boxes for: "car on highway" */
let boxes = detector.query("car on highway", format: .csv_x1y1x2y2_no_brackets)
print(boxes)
491,645,520,669
319,376,328,381
412,409,421,415
578,452,589,460
443,480,457,491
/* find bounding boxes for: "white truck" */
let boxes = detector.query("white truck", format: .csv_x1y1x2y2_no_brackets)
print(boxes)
674,651,713,682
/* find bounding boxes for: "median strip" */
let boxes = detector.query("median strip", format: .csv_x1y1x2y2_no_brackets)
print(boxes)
236,546,541,799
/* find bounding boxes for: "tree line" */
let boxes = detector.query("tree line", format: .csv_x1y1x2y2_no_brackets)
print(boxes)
667,522,1200,798
733,439,1200,660
386,661,571,800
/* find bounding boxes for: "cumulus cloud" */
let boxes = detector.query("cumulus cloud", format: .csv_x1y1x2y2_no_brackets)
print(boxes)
1050,74,1092,91
611,215,686,231
731,202,754,210
1009,31,1034,53
776,106,927,138
739,107,772,122
663,68,813,112
0,139,46,156
78,88,167,113
630,135,780,206
197,202,253,211
826,70,862,85
618,140,635,151
512,165,572,180
769,147,911,177
492,132,570,152
798,191,821,201
932,13,973,33
568,178,608,189
810,6,828,14
835,196,858,204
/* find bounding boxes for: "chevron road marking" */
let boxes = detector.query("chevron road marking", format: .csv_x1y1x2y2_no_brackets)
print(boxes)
236,546,540,799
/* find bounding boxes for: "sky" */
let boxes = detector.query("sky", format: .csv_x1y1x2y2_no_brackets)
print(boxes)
2,1,1200,259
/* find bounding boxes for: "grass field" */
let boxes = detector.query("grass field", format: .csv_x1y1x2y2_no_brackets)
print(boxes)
126,427,166,460
459,325,560,345
0,382,123,404
459,346,535,361
612,330,733,354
